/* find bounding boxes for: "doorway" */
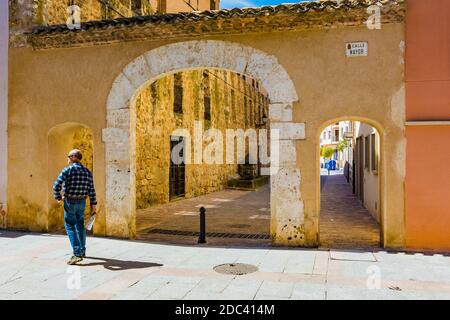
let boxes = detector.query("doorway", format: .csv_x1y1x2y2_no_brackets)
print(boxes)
355,136,364,203
47,123,94,232
319,120,381,249
169,136,186,200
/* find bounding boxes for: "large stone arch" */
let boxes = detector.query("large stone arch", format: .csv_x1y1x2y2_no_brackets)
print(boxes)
102,40,306,245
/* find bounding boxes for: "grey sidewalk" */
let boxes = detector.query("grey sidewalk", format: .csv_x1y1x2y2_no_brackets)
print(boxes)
0,230,449,300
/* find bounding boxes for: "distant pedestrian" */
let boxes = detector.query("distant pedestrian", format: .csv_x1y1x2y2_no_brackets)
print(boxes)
53,149,97,265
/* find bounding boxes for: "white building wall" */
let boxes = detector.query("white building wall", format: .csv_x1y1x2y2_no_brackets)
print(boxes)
356,122,380,222
320,121,353,169
0,2,8,217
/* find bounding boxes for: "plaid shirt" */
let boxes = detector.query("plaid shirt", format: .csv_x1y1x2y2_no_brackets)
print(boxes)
53,162,97,204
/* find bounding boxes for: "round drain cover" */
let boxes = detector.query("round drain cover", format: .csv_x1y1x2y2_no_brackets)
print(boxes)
213,263,258,275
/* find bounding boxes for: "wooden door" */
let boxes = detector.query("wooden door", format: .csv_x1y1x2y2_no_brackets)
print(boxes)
169,136,185,200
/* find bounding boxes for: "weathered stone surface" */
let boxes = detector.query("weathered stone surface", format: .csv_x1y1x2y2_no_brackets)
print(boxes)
245,50,279,84
122,55,153,90
271,167,301,202
271,122,305,140
142,40,297,105
278,140,297,168
144,43,190,77
105,162,135,238
107,109,132,129
105,163,133,182
227,46,253,75
269,103,293,122
102,128,129,143
105,143,130,163
144,40,251,77
262,64,298,103
270,167,305,245
106,73,137,111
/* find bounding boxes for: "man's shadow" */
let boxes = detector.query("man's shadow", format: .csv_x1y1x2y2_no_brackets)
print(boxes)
78,257,163,271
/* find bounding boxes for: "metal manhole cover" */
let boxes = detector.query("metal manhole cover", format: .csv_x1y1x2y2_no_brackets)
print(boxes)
213,263,258,275
227,224,251,228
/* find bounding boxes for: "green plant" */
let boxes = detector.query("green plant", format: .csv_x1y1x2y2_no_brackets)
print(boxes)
321,147,334,159
337,140,348,153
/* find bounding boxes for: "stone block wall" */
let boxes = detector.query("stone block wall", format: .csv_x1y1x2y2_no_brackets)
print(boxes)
135,69,268,209
9,0,155,29
46,0,104,25
9,0,35,46
165,0,217,13
8,0,218,46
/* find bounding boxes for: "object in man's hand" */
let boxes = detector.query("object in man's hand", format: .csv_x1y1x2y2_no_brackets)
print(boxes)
86,214,96,231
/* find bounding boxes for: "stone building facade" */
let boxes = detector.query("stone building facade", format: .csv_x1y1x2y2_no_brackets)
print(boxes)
135,69,268,209
11,0,219,29
39,0,154,25
9,0,219,46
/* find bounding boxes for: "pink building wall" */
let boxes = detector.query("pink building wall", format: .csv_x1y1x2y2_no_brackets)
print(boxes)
405,0,450,250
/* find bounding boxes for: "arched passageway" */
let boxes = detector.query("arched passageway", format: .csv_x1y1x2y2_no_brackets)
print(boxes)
103,40,306,246
318,119,382,249
133,68,272,246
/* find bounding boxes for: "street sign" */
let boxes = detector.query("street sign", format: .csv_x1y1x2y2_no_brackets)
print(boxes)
346,42,368,57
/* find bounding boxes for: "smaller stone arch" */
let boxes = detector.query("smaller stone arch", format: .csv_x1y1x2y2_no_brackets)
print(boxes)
103,40,306,245
317,117,385,141
316,117,385,247
47,122,94,231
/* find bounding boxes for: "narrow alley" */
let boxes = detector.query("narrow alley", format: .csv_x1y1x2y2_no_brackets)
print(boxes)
320,173,380,249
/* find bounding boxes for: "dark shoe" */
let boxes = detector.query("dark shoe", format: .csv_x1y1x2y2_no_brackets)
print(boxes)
67,255,83,265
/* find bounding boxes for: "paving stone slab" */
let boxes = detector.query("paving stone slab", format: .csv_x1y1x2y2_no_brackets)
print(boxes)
330,250,377,262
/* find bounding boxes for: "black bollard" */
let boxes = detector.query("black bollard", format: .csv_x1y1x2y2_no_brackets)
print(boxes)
198,206,206,244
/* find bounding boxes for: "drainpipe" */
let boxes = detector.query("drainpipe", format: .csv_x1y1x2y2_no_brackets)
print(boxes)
0,1,8,228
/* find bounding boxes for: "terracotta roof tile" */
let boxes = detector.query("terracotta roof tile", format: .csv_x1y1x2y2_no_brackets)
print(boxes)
26,0,405,49
31,0,405,35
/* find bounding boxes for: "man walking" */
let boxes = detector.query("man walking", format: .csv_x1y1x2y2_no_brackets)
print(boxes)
53,149,97,265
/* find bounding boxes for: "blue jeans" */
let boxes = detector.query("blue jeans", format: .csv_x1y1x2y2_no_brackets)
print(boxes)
64,199,86,257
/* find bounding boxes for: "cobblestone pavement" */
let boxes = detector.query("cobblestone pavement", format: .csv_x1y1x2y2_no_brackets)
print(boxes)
0,230,449,300
136,172,380,249
320,173,381,250
136,185,271,247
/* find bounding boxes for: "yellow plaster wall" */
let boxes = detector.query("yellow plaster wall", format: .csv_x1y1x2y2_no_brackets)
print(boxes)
8,23,405,247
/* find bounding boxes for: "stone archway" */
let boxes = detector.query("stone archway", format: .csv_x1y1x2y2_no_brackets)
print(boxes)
103,40,306,245
316,117,385,248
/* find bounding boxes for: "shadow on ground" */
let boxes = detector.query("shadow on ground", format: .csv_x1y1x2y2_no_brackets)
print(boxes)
78,257,163,271
0,230,30,238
